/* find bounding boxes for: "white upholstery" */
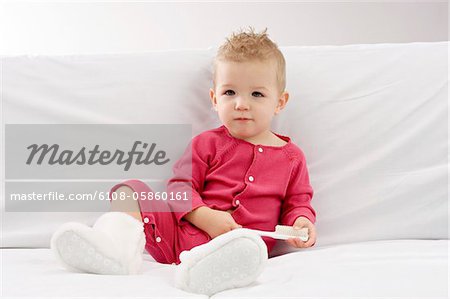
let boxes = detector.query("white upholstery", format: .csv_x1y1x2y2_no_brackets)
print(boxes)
1,42,448,297
2,240,448,298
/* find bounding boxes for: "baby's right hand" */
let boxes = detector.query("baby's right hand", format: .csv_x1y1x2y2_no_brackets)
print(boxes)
199,208,242,239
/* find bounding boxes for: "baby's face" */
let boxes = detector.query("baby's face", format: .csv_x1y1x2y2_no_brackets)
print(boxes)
210,59,288,143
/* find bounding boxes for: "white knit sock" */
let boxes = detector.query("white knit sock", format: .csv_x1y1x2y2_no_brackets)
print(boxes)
175,228,268,296
50,212,146,275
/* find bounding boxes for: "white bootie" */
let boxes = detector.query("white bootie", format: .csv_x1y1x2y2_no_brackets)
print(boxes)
50,212,146,275
175,228,268,296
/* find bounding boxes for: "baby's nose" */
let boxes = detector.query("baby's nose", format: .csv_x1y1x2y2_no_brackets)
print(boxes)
235,98,250,110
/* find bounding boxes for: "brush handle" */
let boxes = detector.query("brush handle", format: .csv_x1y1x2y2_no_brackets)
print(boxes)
249,229,308,241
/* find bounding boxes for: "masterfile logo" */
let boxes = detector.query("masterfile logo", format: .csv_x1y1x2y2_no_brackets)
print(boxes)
25,141,170,171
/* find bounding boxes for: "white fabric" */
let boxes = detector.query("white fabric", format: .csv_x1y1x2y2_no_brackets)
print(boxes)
2,240,448,298
1,42,448,251
175,228,268,296
50,212,145,275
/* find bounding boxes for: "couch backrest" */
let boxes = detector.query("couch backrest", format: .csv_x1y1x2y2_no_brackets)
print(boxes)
1,42,448,250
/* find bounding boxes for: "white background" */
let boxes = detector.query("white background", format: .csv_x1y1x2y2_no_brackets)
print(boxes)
0,0,448,55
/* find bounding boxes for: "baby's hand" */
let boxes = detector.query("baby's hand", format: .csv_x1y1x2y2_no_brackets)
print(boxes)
199,208,242,239
286,216,316,248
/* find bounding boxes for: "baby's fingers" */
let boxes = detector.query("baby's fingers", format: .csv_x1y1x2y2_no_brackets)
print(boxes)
286,237,305,248
303,226,316,247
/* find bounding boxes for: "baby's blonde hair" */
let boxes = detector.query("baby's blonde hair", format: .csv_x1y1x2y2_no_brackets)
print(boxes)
213,27,286,93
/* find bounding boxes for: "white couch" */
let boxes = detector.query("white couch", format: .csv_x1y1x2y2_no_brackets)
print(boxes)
1,42,448,298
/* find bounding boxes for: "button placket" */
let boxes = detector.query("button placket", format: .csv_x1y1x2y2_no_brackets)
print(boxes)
247,145,264,183
238,145,260,202
152,227,175,263
141,215,176,263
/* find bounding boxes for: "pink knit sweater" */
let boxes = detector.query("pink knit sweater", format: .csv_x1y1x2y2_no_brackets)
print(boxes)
168,125,315,252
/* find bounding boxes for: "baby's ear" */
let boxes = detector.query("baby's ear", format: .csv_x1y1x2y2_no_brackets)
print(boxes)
275,91,289,114
209,88,217,107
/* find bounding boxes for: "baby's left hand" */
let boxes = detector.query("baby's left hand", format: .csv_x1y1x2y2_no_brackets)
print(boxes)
286,216,316,248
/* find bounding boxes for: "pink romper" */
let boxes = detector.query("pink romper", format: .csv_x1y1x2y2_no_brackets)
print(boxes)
109,125,315,265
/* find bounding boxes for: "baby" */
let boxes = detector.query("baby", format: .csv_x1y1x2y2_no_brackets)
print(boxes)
51,28,316,296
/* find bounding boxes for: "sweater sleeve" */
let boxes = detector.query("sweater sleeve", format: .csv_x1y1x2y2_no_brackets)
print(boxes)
166,136,209,225
279,157,316,226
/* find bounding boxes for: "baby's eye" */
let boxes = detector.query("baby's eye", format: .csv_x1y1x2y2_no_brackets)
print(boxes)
224,90,235,96
252,91,264,97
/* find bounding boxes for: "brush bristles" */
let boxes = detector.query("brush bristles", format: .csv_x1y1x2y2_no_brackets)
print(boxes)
275,225,308,237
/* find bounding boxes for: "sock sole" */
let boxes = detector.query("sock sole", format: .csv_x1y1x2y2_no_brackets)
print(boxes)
175,229,267,296
52,226,127,275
